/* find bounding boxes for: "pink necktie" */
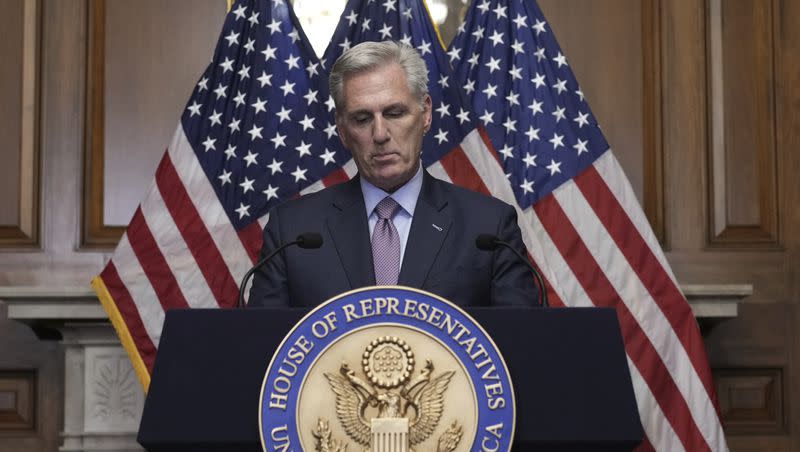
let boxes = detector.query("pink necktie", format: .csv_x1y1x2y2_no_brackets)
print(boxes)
372,197,401,285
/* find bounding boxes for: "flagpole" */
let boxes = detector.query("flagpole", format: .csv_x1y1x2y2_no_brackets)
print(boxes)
226,0,234,13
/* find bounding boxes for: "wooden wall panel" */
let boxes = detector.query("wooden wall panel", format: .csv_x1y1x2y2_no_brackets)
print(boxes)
82,0,225,247
0,371,35,432
707,0,779,247
0,0,40,248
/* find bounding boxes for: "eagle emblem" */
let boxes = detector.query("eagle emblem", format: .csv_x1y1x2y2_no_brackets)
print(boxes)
313,336,463,452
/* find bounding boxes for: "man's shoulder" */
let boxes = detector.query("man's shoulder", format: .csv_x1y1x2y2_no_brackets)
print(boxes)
271,180,354,215
428,176,514,213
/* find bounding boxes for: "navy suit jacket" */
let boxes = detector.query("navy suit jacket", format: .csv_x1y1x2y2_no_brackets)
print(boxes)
248,171,538,307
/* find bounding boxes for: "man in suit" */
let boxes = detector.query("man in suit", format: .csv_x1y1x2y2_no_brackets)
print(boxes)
248,41,537,308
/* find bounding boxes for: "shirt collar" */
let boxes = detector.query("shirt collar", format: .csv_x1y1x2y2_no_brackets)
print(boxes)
361,163,423,217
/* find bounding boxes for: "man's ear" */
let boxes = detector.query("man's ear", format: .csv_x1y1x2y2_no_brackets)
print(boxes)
422,94,432,133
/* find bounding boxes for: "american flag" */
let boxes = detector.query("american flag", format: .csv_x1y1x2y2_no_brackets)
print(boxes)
449,0,727,450
91,0,353,389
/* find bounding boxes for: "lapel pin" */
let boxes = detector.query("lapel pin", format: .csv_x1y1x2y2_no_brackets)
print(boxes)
432,223,443,232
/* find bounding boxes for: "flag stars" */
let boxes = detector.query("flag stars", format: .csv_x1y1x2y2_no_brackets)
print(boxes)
533,18,547,35
401,7,412,20
531,72,546,89
197,77,209,92
511,40,524,54
320,148,337,165
251,97,268,114
464,79,476,94
552,106,566,122
546,159,562,175
467,53,480,68
574,111,590,128
502,117,517,133
325,96,336,112
434,129,448,144
399,34,412,46
447,47,460,63
243,38,255,54
271,132,287,148
261,44,277,62
187,101,201,117
303,89,319,105
267,158,283,175
435,102,451,118
218,170,232,186
202,136,216,152
534,47,546,61
477,0,490,14
263,184,279,200
499,144,514,160
224,144,237,160
280,80,296,96
529,99,543,115
284,54,300,71
549,132,565,149
479,110,494,124
219,57,234,73
553,78,568,94
576,89,585,101
482,83,498,99
235,202,250,219
505,91,520,106
525,126,540,141
224,31,239,47
339,37,352,52
267,19,282,34
456,108,470,124
523,153,537,167
493,4,508,19
213,83,227,99
383,0,397,12
298,115,315,131
508,65,522,80
228,118,241,134
553,52,568,67
291,166,308,182
361,18,371,31
512,13,527,28
471,26,485,41
574,139,589,155
485,57,501,73
417,40,432,56
243,150,258,167
379,23,393,39
489,30,505,47
276,106,292,122
247,125,263,141
233,91,247,107
438,75,449,88
209,110,222,126
306,62,319,77
324,122,338,138
520,179,534,194
288,29,300,43
247,11,259,26
257,71,272,87
232,4,247,20
295,141,312,157
345,10,358,25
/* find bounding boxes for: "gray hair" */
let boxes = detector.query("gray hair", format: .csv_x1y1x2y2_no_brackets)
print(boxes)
329,41,429,112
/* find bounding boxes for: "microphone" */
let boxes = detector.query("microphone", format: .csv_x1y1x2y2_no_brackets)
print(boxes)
475,233,549,307
237,232,323,308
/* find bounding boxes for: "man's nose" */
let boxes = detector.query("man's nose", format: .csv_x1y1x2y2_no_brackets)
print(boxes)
372,117,390,144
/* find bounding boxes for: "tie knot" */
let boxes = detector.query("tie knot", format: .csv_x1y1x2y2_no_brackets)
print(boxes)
375,197,400,220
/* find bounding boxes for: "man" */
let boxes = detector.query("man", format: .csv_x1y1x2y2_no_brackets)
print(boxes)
248,41,537,307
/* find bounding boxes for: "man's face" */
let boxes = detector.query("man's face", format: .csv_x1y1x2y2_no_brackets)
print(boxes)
336,62,432,192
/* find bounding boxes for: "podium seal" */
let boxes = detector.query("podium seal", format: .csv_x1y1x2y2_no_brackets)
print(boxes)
259,286,515,452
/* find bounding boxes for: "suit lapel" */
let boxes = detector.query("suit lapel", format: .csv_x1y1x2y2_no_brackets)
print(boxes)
398,172,451,288
326,176,375,288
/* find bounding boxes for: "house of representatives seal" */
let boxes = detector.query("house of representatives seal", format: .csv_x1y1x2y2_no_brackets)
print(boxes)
258,286,515,452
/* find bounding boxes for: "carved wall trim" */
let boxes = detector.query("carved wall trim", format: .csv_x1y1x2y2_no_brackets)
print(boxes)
82,0,124,248
706,0,780,248
0,0,41,249
642,0,666,245
0,370,36,433
714,367,784,435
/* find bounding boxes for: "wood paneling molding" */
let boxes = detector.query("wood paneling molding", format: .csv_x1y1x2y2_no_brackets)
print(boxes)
715,368,784,435
706,0,780,248
0,370,36,433
0,0,41,248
